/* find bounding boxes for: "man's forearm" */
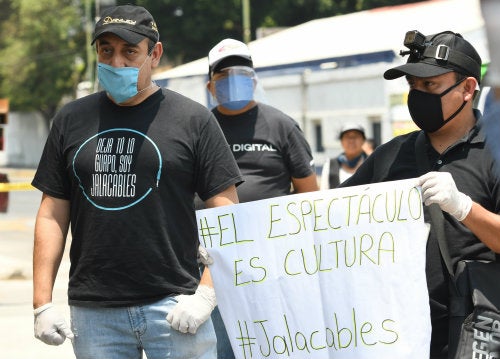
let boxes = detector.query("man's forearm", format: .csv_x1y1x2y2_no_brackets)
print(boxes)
33,195,70,308
33,221,67,308
199,265,214,288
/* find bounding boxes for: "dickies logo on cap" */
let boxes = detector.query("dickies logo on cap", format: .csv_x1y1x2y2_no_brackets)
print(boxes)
92,5,159,45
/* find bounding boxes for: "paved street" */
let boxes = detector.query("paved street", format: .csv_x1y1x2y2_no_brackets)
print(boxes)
0,168,75,359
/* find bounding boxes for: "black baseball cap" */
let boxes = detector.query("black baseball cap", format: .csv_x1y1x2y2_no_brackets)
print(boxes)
384,31,482,83
92,5,159,45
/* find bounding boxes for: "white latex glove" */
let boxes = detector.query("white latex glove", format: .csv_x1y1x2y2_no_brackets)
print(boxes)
34,303,74,345
418,171,472,221
166,285,217,334
197,245,214,266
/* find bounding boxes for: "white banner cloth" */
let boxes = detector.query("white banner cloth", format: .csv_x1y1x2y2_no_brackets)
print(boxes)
197,179,431,359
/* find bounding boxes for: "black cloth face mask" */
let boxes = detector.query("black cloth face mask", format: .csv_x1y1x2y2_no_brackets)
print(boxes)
408,78,467,133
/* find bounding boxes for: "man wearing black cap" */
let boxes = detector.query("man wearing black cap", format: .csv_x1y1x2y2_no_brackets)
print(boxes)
31,5,242,358
204,38,318,358
341,31,500,358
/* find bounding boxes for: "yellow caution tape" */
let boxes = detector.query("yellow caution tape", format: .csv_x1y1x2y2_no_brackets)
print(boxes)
0,182,35,191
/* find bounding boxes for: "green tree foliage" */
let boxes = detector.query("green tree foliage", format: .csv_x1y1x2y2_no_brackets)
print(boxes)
128,0,243,65
0,0,13,23
0,0,422,122
122,0,422,65
0,0,85,125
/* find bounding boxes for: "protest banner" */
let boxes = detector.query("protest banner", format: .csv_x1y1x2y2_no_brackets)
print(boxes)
197,178,430,359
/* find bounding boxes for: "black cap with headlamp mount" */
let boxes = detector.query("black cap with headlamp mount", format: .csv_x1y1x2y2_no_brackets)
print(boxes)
384,30,482,84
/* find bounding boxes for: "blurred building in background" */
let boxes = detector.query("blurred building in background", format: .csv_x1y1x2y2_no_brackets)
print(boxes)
1,0,488,168
153,0,488,166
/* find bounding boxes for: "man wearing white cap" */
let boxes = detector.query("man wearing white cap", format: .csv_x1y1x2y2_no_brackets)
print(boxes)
204,38,318,358
206,38,318,202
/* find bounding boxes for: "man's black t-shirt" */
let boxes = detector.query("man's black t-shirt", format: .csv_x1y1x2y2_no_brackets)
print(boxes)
32,88,242,307
213,103,314,203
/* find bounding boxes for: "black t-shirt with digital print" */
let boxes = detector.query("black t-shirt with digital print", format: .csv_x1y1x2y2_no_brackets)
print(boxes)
32,88,242,307
213,103,314,203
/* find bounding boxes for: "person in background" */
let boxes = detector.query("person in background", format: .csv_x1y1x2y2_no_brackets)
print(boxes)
204,38,318,359
31,5,242,359
481,0,500,101
480,0,500,177
320,123,367,190
340,30,500,358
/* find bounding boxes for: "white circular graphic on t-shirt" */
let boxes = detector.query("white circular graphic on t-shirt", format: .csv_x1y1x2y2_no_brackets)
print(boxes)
72,128,162,211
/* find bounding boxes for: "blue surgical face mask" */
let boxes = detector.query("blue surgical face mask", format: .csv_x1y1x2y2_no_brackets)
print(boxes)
213,67,255,110
97,56,150,104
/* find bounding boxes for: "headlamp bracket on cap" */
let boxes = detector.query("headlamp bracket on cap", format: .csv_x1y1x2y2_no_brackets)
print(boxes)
398,30,478,77
400,30,455,63
400,30,427,59
435,44,450,61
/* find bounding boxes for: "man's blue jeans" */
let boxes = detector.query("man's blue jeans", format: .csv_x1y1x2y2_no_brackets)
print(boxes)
212,305,235,359
70,296,216,359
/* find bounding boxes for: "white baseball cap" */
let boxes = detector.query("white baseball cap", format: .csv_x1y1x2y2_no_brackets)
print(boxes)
339,123,365,139
208,39,253,74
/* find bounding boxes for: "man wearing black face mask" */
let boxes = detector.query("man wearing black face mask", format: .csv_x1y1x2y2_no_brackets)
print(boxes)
340,30,500,358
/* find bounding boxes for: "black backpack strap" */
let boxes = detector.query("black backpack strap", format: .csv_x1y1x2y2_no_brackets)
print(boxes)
329,158,340,188
414,131,454,277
